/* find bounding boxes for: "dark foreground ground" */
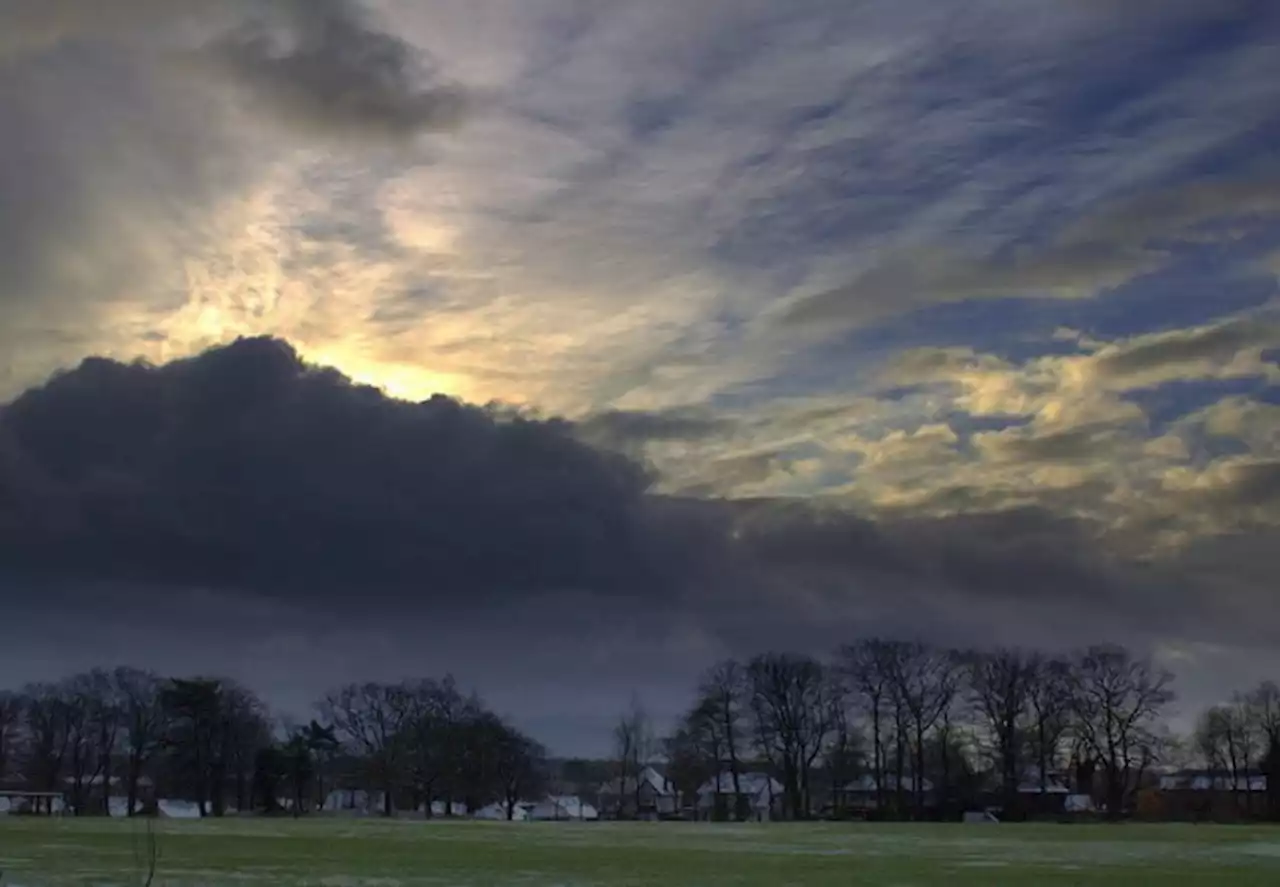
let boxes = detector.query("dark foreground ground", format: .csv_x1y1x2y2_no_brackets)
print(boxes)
2,816,1280,886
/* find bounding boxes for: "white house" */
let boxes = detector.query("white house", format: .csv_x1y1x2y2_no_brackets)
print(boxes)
695,772,784,821
108,796,145,818
427,800,470,817
599,765,678,817
527,795,599,821
157,799,202,819
475,801,527,821
323,788,386,814
1064,794,1096,813
1015,772,1070,795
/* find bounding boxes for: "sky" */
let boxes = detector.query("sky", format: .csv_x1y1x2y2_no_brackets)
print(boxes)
1,0,1279,757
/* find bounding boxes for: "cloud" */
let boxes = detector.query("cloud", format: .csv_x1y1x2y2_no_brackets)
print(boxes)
0,338,719,604
3,339,1280,752
1091,315,1280,387
0,0,468,398
782,174,1280,330
2,0,468,140
1187,395,1280,452
576,408,736,456
208,0,467,141
881,311,1279,411
781,245,1166,329
4,2,1280,751
0,338,1209,620
0,0,247,55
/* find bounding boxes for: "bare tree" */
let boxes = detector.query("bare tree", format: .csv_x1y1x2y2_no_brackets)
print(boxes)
747,652,833,819
87,670,124,816
438,681,483,817
22,682,75,793
1195,703,1255,813
821,677,860,818
449,694,496,815
161,678,223,817
300,720,339,813
490,719,547,820
0,691,22,784
1241,681,1280,820
221,681,272,814
612,694,653,819
395,676,477,817
402,679,446,817
63,674,100,815
840,640,898,813
890,643,961,818
320,682,412,817
116,668,166,817
1069,645,1174,818
688,660,751,819
1027,654,1073,795
663,718,714,817
966,648,1036,815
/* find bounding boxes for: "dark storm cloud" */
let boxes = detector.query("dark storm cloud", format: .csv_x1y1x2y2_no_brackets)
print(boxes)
0,337,1259,630
732,501,1135,610
0,338,1156,625
4,341,1280,753
0,338,717,603
210,0,467,140
1,0,467,140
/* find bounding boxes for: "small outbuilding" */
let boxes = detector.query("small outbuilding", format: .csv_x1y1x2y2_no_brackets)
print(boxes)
526,795,599,821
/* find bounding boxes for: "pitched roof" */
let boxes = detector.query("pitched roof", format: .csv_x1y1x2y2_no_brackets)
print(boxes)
696,772,783,797
844,774,935,793
600,765,674,796
530,795,599,819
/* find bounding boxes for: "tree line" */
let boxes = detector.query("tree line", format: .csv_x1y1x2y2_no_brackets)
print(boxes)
0,669,546,818
648,642,1280,821
5,641,1280,823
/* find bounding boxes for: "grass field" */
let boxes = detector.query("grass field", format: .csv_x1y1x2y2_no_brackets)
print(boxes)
3,817,1280,887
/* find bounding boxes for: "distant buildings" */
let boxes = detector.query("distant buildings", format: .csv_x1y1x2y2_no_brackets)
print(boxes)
597,766,677,819
526,795,599,821
694,772,784,821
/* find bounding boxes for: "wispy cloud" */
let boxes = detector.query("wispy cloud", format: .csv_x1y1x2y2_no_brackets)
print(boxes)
3,0,1280,747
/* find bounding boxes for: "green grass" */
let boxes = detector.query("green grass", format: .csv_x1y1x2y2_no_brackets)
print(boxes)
2,817,1280,886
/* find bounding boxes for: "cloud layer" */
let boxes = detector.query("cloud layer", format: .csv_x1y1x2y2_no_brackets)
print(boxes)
2,0,1279,752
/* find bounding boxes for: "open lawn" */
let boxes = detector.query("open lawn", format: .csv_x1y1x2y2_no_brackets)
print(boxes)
2,817,1280,887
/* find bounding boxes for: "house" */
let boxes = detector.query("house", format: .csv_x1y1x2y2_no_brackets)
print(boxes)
843,774,936,811
1155,769,1269,820
323,788,387,814
994,770,1071,816
598,766,677,819
527,795,599,821
157,799,202,819
61,775,155,813
1064,794,1097,813
0,790,67,816
695,772,784,821
1015,773,1071,795
427,800,469,817
108,796,146,818
475,801,528,821
1158,770,1268,793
